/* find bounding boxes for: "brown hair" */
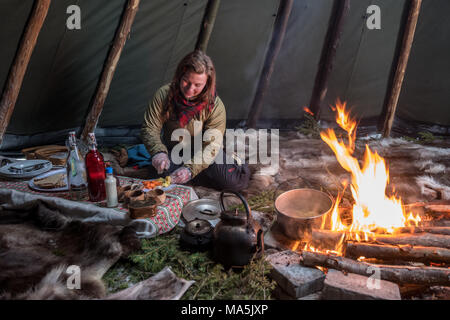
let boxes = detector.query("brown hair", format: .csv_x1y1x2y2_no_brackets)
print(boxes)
164,50,216,120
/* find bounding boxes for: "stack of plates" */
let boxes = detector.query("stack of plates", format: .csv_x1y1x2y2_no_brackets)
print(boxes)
0,159,52,179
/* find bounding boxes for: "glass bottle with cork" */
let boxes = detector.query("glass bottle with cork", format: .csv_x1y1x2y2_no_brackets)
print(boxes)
66,131,88,200
85,132,106,202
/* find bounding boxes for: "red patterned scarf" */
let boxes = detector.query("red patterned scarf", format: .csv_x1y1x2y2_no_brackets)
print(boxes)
173,92,215,127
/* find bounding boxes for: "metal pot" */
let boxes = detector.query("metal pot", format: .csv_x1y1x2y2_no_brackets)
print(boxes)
275,188,333,239
213,190,264,268
180,219,214,252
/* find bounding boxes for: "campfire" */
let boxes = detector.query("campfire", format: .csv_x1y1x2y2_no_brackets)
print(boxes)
273,101,450,297
306,100,423,250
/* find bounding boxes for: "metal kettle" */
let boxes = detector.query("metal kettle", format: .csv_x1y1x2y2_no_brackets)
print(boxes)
213,190,264,268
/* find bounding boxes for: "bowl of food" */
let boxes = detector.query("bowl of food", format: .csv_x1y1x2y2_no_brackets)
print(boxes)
274,188,333,239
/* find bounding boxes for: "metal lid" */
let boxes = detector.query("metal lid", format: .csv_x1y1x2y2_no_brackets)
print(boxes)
182,198,221,222
185,219,213,236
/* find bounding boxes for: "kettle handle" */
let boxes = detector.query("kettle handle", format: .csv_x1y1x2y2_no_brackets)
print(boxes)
220,190,251,222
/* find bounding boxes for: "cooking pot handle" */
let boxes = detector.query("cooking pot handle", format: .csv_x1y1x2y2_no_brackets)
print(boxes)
220,190,251,221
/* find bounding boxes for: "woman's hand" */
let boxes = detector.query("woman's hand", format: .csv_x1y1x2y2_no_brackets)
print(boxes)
170,167,192,184
152,152,170,174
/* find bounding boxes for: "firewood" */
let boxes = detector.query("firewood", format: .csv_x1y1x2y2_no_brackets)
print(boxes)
301,251,450,286
344,241,450,264
405,200,450,210
310,229,450,249
420,220,450,227
372,233,450,249
394,226,450,236
405,200,450,219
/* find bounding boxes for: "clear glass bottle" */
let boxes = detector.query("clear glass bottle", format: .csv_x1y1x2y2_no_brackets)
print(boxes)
85,132,106,202
66,131,88,200
105,167,118,208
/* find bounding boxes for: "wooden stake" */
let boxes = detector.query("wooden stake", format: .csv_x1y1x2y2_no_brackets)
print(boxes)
381,0,422,137
195,0,221,52
308,0,350,120
246,0,293,128
0,0,51,147
81,0,140,141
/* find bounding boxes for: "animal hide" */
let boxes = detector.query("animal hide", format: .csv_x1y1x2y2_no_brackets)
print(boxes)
107,266,195,300
0,199,141,299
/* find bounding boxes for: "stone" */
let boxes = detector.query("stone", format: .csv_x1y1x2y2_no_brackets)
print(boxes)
263,224,296,251
272,285,295,300
266,250,325,299
298,292,323,300
322,269,401,300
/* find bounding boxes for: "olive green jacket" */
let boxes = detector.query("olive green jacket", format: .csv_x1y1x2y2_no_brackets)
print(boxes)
141,84,226,178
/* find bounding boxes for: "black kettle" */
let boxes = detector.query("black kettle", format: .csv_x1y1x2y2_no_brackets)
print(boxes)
213,190,264,268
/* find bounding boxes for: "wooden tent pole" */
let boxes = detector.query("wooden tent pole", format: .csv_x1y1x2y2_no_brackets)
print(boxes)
308,0,350,120
246,0,293,128
81,0,140,141
196,0,221,52
0,0,51,147
381,0,422,138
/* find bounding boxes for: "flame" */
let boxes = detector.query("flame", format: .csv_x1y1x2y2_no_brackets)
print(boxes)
291,241,300,252
302,99,421,255
303,106,314,116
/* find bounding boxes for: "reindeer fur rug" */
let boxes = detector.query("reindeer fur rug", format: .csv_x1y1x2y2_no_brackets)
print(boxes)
0,199,141,299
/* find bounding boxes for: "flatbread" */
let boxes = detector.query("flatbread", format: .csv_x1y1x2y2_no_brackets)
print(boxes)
34,173,66,189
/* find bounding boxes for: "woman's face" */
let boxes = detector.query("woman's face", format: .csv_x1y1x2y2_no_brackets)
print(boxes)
180,71,208,100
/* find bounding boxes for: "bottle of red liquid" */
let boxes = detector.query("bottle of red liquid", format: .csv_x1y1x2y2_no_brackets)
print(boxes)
85,132,106,202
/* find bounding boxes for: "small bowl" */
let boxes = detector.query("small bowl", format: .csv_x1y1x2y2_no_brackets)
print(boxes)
146,188,166,204
129,198,158,219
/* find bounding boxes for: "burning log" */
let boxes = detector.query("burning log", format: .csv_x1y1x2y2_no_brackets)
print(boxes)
301,251,450,286
394,226,450,236
371,233,450,249
344,241,450,264
420,220,450,227
308,229,346,249
405,201,450,220
310,229,450,249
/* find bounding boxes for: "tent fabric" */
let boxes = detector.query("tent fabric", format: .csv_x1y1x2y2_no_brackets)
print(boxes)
397,0,450,126
205,0,280,120
0,0,449,151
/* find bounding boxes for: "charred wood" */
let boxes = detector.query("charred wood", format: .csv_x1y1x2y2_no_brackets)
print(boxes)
310,229,450,249
344,241,450,264
301,251,450,286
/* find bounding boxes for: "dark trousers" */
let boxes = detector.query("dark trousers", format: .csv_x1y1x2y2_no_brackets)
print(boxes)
146,151,250,192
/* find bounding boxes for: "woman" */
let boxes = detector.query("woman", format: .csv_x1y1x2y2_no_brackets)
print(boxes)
141,50,250,191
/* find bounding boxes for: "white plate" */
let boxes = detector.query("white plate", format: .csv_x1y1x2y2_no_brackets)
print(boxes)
0,159,52,179
28,168,69,192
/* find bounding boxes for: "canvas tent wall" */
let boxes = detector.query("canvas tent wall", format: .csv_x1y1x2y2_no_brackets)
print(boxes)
0,0,449,151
